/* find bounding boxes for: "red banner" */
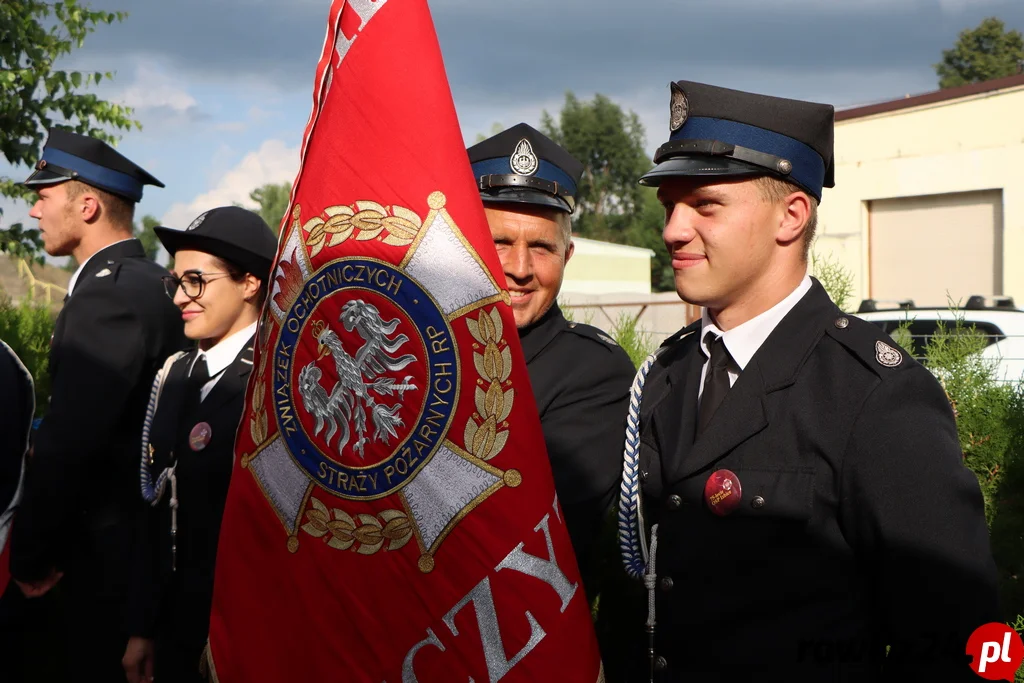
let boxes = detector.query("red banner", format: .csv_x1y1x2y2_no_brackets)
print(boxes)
205,1,604,681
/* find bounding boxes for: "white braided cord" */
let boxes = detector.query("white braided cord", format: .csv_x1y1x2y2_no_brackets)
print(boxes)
140,351,186,505
618,347,665,579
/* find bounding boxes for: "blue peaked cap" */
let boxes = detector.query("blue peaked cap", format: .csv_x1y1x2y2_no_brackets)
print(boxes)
640,81,835,202
23,128,163,203
467,123,583,215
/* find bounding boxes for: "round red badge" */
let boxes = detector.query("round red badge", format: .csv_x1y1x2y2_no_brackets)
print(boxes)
704,469,742,516
189,422,212,451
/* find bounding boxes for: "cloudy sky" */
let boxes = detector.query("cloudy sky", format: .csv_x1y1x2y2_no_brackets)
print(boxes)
3,0,1023,253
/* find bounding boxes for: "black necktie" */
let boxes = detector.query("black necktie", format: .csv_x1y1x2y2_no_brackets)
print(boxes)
183,353,209,416
191,354,210,385
697,332,736,436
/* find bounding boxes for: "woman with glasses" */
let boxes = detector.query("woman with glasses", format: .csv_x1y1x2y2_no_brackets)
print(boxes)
122,206,277,683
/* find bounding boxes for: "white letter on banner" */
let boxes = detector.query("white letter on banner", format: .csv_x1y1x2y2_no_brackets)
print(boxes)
402,628,447,683
348,0,388,26
495,513,577,613
335,0,389,65
443,577,545,683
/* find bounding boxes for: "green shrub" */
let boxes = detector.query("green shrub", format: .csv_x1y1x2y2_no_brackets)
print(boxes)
811,250,855,313
0,294,55,417
899,304,1024,625
922,310,1015,526
609,310,657,369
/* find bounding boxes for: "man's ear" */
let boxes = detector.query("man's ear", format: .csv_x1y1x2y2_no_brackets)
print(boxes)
776,191,812,246
79,193,102,223
564,239,575,265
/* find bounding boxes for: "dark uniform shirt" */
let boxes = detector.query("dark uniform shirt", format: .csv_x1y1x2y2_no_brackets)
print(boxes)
128,339,254,683
637,279,1000,681
8,239,187,678
519,303,635,594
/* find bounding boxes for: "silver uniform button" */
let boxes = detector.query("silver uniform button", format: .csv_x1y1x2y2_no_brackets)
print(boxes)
752,495,765,509
834,316,850,329
659,576,674,591
654,656,668,671
667,494,682,510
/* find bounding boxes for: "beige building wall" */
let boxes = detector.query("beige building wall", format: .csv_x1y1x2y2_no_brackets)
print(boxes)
815,82,1024,309
561,236,654,295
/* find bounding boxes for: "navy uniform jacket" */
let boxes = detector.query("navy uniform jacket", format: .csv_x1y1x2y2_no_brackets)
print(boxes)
638,279,1000,681
10,239,187,582
128,341,253,682
520,304,635,594
0,342,32,529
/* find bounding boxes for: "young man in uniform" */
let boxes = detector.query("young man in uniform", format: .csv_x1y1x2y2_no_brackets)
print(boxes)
468,124,636,597
630,81,1000,680
7,129,188,680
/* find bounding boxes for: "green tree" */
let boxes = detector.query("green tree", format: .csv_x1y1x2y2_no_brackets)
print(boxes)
541,93,649,239
1,222,45,265
246,183,291,235
1,0,139,259
135,214,161,261
541,92,673,291
935,17,1024,89
473,121,505,144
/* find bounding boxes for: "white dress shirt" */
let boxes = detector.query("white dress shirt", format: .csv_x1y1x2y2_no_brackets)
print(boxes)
66,238,135,296
188,321,258,402
697,274,813,402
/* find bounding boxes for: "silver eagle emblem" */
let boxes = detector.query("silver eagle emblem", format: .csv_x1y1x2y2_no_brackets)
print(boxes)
670,85,689,132
875,340,903,367
297,299,418,458
510,138,539,176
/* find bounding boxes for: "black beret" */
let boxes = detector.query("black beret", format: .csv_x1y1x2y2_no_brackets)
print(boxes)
155,207,278,281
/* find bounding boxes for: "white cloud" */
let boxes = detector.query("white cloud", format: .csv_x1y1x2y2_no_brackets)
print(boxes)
160,139,298,229
213,121,249,133
117,62,198,113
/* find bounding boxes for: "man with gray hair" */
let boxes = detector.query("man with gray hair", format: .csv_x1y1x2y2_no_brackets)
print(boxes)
467,124,635,598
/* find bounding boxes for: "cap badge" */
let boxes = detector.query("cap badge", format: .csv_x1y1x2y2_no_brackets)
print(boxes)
187,212,209,232
670,86,689,132
875,340,903,367
510,138,539,176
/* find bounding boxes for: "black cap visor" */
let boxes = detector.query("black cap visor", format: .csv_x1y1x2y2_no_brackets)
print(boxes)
22,166,73,188
480,188,573,215
155,228,272,281
638,156,767,187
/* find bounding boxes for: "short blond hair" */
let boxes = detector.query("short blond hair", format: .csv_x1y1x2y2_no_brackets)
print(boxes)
64,179,135,230
753,176,818,261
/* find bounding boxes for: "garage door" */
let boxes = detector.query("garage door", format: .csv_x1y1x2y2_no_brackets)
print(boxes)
868,190,1003,307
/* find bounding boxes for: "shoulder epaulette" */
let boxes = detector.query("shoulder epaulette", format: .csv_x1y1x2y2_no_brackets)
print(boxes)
826,312,911,378
660,319,702,349
564,321,622,351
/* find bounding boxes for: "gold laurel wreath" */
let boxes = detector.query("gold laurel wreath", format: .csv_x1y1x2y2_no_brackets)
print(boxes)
301,497,413,554
249,312,271,446
299,201,422,259
464,307,514,460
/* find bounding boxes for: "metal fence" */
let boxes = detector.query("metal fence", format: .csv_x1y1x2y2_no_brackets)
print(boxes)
15,258,66,304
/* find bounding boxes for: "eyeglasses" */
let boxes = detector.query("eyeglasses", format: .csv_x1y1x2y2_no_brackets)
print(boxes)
162,271,233,300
